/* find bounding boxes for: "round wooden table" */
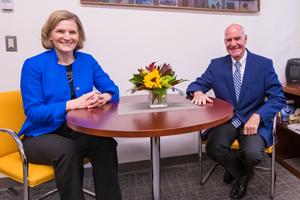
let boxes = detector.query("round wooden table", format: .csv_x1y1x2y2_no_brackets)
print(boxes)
67,94,233,200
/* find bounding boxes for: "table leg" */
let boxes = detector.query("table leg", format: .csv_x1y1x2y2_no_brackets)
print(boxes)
198,130,203,183
151,137,160,200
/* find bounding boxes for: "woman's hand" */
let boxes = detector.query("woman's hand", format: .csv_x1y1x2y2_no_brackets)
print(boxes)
95,93,112,108
66,91,111,111
87,92,112,108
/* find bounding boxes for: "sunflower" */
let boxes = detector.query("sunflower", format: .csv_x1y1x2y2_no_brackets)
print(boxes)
129,62,187,94
143,69,162,89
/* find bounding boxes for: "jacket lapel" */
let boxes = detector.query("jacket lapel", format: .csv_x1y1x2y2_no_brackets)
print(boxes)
238,51,253,104
224,56,237,105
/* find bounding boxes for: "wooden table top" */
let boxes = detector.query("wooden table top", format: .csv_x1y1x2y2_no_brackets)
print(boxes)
282,82,300,96
66,94,233,138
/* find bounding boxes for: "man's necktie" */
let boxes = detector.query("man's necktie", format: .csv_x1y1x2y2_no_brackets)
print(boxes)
233,61,242,102
232,61,242,128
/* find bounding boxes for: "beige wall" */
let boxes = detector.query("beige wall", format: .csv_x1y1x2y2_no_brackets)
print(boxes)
1,0,300,163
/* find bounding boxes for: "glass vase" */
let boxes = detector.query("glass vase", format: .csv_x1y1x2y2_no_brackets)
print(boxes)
148,89,168,108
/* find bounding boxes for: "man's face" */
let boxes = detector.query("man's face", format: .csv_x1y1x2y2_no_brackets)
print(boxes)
224,25,247,61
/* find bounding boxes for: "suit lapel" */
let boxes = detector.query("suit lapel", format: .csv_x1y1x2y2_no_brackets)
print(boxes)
238,51,253,104
224,57,237,105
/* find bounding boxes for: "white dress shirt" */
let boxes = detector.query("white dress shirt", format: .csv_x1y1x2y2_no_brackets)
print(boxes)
231,50,247,82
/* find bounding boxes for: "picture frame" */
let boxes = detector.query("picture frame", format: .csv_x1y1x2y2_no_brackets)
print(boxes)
81,0,260,13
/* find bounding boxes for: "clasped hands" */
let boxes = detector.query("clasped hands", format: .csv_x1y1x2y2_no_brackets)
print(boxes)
67,91,112,111
191,91,260,135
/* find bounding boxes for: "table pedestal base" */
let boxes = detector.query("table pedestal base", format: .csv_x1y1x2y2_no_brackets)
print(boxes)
151,137,160,200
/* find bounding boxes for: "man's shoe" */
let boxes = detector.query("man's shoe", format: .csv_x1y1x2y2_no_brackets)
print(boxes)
230,181,247,199
230,176,249,199
223,171,234,184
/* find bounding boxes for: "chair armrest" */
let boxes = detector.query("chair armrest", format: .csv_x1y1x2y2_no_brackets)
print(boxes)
0,128,28,165
272,115,277,136
171,87,186,97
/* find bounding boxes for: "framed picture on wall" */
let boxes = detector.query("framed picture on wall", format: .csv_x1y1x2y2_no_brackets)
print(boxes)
136,0,154,5
81,0,260,12
159,0,177,7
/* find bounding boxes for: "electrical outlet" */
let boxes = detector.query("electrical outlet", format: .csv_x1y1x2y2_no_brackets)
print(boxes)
1,0,13,10
5,36,17,52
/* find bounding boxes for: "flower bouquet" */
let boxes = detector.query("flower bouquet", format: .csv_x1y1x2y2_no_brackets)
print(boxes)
129,62,187,108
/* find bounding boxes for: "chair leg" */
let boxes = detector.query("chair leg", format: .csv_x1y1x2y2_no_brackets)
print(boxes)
198,131,219,185
255,166,271,171
7,186,20,196
83,188,96,197
198,131,203,185
202,162,218,184
23,166,29,200
270,114,277,199
36,188,58,200
35,188,95,199
270,146,276,199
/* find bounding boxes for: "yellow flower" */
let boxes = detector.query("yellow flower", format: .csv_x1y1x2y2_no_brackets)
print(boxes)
142,70,148,75
143,69,162,89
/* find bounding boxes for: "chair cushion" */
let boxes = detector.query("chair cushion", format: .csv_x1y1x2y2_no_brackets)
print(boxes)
230,139,273,153
0,152,54,187
231,139,240,149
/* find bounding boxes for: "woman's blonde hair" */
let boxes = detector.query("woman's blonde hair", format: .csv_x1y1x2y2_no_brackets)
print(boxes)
41,10,86,50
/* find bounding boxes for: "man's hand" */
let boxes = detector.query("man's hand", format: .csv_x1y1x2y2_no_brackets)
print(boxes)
243,113,260,135
191,91,213,106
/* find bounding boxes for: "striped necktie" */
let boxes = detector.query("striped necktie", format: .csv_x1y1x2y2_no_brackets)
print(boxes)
233,61,242,102
232,61,242,128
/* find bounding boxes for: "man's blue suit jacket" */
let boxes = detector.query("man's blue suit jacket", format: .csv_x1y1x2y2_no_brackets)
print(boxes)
186,50,285,146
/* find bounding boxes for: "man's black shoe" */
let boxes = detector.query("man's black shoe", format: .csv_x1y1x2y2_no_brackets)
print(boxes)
223,171,234,184
230,176,249,199
230,181,247,199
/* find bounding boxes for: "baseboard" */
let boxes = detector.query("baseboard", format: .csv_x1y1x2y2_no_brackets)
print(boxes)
119,153,199,173
85,153,210,177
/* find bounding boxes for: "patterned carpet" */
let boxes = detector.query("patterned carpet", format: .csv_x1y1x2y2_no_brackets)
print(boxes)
1,155,300,200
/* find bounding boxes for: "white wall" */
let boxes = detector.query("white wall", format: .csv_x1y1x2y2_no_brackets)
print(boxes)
1,0,300,163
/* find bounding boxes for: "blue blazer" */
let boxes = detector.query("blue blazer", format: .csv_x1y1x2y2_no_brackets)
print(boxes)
19,49,119,137
186,50,285,146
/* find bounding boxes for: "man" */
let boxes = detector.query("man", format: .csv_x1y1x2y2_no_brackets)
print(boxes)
186,24,285,199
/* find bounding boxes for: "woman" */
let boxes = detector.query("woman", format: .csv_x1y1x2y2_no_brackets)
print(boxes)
19,10,122,200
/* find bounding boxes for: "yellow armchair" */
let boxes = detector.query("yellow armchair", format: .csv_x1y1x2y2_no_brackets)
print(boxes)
0,91,56,200
0,91,95,200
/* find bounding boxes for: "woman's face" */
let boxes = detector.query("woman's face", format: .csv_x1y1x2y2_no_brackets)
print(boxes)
50,19,79,55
